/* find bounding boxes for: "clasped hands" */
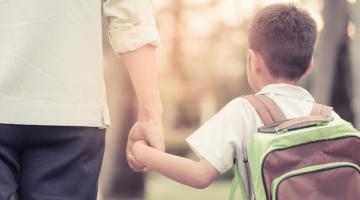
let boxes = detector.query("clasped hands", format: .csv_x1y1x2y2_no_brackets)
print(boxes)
126,119,164,172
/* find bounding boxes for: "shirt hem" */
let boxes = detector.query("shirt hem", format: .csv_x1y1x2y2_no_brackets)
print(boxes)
0,102,110,128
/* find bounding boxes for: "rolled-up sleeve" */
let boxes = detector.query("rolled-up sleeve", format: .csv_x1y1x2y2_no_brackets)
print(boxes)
103,0,160,54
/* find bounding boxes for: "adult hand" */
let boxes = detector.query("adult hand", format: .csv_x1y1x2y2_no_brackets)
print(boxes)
126,118,164,172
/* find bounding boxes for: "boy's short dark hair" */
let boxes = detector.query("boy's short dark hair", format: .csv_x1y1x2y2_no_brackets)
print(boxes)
249,3,317,80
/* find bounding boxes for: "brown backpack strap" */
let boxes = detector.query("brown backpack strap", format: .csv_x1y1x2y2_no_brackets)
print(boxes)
256,95,286,122
244,95,285,125
311,103,333,117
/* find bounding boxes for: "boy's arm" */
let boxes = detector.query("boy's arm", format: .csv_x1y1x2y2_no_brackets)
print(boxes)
133,141,219,189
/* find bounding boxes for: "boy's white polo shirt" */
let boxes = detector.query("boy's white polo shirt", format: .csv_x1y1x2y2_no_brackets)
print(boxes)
186,83,340,197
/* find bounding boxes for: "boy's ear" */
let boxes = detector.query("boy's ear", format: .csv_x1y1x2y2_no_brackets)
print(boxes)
302,58,314,78
249,49,266,73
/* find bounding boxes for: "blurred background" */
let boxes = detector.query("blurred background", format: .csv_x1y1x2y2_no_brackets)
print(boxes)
99,0,360,199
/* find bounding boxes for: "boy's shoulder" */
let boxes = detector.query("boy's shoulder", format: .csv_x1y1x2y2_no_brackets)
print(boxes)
223,97,256,113
220,97,260,124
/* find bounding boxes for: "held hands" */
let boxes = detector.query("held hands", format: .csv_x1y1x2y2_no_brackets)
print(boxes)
131,140,149,168
126,119,164,172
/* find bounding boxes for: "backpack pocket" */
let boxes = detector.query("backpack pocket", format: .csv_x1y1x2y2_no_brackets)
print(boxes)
271,162,360,200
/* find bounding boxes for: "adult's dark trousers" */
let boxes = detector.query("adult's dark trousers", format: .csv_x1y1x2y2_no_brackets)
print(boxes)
0,124,106,200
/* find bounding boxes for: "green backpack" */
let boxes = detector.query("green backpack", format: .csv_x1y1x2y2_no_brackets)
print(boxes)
229,95,360,200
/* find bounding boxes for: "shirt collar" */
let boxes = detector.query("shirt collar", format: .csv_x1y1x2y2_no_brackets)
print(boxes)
256,83,315,102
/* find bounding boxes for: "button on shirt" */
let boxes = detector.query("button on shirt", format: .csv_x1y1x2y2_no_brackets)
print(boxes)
0,0,160,128
186,84,340,198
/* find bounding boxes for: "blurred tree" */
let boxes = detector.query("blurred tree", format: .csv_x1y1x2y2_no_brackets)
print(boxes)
159,0,250,130
312,0,354,123
171,0,185,77
350,0,360,128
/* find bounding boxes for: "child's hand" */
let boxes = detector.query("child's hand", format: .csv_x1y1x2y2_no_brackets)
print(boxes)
132,140,150,171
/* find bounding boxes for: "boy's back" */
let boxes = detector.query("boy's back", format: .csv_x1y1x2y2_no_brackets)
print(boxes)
186,83,341,198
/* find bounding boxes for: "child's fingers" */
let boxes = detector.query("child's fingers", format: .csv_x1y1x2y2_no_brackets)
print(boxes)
127,153,145,172
126,140,146,172
128,153,143,170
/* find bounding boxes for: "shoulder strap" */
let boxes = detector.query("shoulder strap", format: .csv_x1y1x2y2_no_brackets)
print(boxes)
244,95,286,125
229,159,249,200
311,103,333,117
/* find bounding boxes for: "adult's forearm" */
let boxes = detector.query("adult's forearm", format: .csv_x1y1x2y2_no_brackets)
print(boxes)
121,45,163,121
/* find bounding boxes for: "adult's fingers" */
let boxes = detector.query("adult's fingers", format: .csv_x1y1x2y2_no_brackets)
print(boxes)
146,131,165,152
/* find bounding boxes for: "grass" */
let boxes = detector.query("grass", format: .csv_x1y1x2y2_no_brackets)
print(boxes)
145,172,232,200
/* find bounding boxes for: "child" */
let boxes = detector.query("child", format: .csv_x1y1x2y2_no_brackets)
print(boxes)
131,3,340,199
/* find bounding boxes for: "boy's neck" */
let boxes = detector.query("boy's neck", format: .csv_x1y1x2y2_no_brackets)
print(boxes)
256,77,297,93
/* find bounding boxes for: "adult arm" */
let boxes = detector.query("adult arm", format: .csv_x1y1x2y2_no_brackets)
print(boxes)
103,0,164,171
122,45,164,171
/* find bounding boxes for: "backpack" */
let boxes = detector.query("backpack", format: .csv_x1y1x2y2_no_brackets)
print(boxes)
229,94,360,200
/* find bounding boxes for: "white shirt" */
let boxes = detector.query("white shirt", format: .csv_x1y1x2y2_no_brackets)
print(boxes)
186,84,340,198
0,0,159,128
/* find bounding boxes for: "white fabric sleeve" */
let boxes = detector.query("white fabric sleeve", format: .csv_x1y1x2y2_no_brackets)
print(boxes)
103,0,160,53
186,98,256,174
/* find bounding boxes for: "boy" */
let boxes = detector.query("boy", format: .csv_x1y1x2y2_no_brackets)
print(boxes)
131,3,339,199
